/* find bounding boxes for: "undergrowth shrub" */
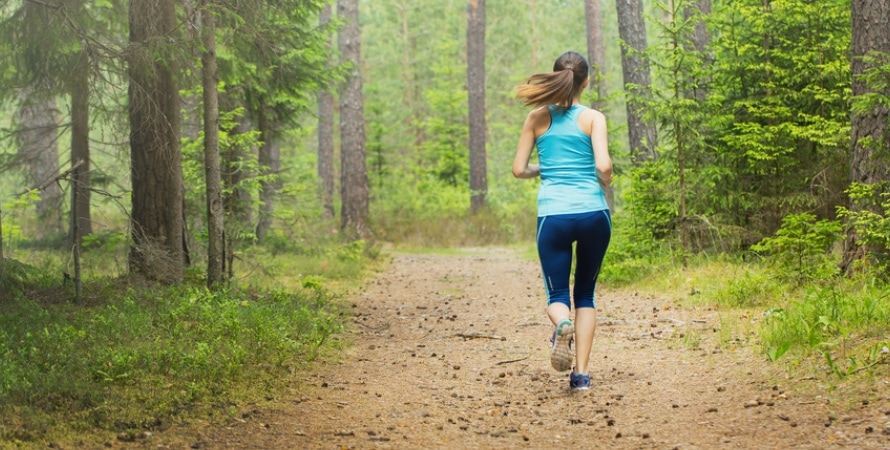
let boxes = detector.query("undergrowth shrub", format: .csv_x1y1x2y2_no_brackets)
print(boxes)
750,212,842,283
837,182,890,276
599,209,671,286
0,281,343,441
759,279,890,375
624,160,678,241
712,267,783,308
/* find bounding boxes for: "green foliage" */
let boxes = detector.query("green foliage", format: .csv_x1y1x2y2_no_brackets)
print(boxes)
0,280,343,440
599,207,673,286
751,213,842,282
624,160,678,241
760,280,890,375
712,268,783,308
419,84,469,186
638,0,855,245
215,0,338,130
0,258,53,299
851,53,890,120
837,182,890,273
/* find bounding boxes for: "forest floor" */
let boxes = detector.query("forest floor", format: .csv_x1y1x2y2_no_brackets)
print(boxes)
117,249,889,449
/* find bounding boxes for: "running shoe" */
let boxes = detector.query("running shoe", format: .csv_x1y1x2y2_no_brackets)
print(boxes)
570,371,591,390
549,319,574,372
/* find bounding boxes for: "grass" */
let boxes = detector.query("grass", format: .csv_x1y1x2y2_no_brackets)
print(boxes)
0,236,379,447
598,244,890,391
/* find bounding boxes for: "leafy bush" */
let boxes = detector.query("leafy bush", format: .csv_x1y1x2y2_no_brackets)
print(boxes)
750,213,842,282
624,160,678,242
837,182,890,274
759,279,890,375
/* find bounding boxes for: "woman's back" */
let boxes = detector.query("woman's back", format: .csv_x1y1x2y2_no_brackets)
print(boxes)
535,105,607,216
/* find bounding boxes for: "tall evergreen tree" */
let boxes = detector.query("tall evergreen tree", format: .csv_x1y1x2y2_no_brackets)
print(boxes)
256,104,282,244
843,0,890,271
317,4,336,221
15,87,63,236
338,0,371,239
467,0,487,213
69,46,92,244
201,0,225,287
616,0,657,163
128,0,186,282
585,0,607,112
586,0,612,210
6,1,96,242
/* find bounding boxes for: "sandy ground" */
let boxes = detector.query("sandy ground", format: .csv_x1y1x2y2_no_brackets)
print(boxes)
116,249,889,449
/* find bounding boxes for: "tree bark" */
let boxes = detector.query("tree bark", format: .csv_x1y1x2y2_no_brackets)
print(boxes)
69,48,92,244
467,0,488,213
256,104,281,243
182,0,202,142
843,0,890,272
16,87,63,237
585,0,613,210
338,0,371,240
317,4,336,221
128,0,186,283
616,0,658,164
585,0,608,112
201,0,225,287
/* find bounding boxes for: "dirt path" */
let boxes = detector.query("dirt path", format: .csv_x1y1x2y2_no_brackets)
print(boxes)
150,249,889,449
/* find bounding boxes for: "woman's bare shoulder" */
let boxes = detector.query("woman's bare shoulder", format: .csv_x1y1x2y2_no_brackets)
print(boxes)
581,107,606,122
527,106,550,121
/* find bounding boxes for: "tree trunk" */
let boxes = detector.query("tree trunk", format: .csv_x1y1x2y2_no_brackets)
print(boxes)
70,48,92,245
16,87,63,237
683,0,711,103
616,0,658,164
338,0,371,240
201,0,225,287
585,0,613,210
128,0,186,283
843,0,890,272
256,105,281,243
182,0,202,142
585,0,608,112
318,4,336,221
467,0,487,213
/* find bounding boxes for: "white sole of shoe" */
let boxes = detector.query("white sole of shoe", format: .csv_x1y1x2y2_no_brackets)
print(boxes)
550,322,574,372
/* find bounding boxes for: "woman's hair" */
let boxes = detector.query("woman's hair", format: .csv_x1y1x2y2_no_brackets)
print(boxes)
515,51,589,110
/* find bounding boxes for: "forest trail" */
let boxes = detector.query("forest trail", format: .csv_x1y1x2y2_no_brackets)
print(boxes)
150,249,889,449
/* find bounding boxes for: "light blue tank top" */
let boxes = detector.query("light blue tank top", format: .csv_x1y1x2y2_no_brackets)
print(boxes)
535,104,608,216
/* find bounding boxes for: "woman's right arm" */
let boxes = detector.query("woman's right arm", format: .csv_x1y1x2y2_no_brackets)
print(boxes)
512,109,544,179
589,110,612,187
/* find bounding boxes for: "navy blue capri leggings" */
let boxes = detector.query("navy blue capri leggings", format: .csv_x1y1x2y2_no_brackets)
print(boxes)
536,210,611,309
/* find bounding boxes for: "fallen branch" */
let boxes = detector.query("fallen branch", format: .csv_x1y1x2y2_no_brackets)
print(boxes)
495,355,530,365
454,332,506,341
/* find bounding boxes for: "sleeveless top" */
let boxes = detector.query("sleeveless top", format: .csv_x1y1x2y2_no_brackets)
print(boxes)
535,104,609,217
